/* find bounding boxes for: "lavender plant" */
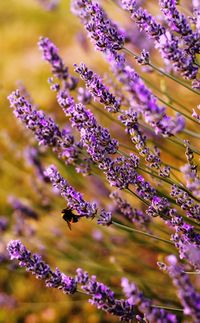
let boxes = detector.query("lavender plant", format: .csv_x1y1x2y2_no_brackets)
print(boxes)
2,0,200,322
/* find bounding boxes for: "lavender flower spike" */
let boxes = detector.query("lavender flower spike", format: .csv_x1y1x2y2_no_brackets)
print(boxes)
76,268,136,322
122,1,198,80
160,0,200,55
122,277,177,322
160,256,200,323
74,63,121,113
71,0,125,54
8,90,62,148
7,240,77,294
38,36,78,89
6,241,139,321
45,165,97,218
110,191,150,227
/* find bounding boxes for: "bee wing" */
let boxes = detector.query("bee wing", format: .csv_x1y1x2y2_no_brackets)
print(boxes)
67,221,72,230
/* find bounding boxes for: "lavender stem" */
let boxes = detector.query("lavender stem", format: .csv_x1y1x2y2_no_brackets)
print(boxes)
112,221,174,245
122,47,200,95
141,76,191,114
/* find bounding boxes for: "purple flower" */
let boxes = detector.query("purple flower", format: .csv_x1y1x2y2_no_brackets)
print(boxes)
57,92,119,163
24,147,50,183
119,108,161,168
7,241,178,322
108,51,185,136
8,90,81,166
110,191,150,227
71,0,125,53
0,216,8,232
38,37,78,89
75,268,136,322
128,4,198,80
8,196,38,220
181,164,200,199
74,63,121,112
160,0,200,55
160,256,200,322
136,49,150,65
8,90,62,147
7,240,77,294
77,87,92,104
97,209,112,226
121,277,177,322
45,165,97,218
171,185,200,222
103,154,140,189
72,0,186,136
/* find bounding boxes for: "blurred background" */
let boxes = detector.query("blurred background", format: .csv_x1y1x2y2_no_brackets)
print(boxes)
0,0,199,322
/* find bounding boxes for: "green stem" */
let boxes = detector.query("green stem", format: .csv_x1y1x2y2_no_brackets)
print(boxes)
155,95,199,126
184,271,200,275
183,128,200,139
141,76,191,114
151,305,183,312
174,136,200,156
120,142,182,173
90,103,121,125
149,61,200,95
112,221,173,245
123,47,200,95
126,187,149,206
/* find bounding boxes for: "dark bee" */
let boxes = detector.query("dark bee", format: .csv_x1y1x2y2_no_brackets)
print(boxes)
61,207,79,230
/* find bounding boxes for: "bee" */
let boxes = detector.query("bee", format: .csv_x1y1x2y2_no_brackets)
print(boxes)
61,207,79,230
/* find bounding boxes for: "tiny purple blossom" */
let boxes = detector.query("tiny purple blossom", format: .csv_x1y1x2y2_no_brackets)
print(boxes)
38,37,78,89
74,63,121,112
7,240,77,294
45,165,97,218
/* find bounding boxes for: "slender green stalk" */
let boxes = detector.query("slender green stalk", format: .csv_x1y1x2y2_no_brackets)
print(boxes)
122,47,200,95
112,221,173,245
149,61,200,95
125,187,149,207
151,305,183,312
90,103,121,125
120,142,182,173
183,128,200,139
173,136,200,156
184,271,200,275
141,76,191,114
155,95,200,126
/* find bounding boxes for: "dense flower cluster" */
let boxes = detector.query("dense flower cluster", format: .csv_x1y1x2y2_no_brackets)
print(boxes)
110,191,150,227
71,0,125,53
8,196,38,220
74,63,121,112
71,0,187,136
122,0,199,80
7,240,77,294
8,90,81,166
160,0,200,55
45,165,97,218
38,37,78,89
